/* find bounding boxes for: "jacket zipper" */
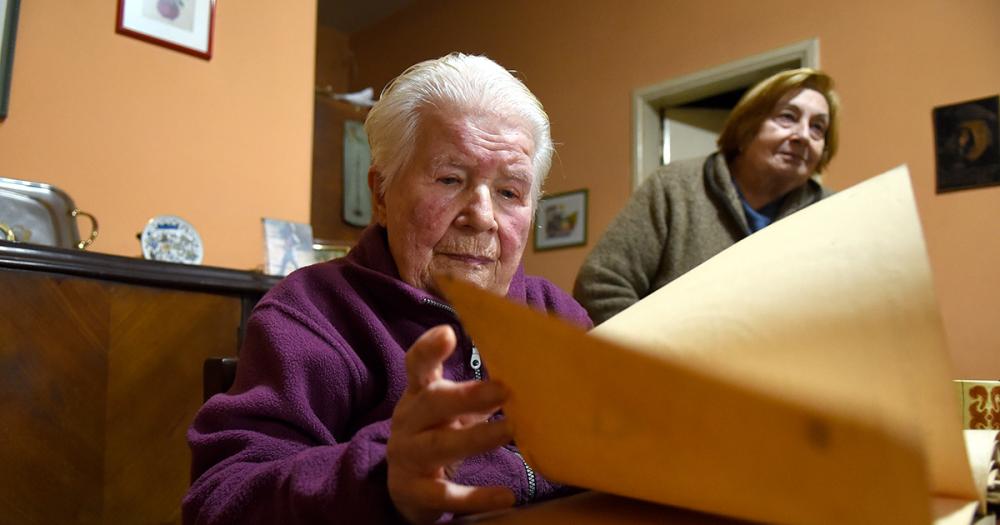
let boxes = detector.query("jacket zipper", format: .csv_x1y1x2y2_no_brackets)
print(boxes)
421,298,480,380
420,297,456,314
470,344,482,381
511,450,537,501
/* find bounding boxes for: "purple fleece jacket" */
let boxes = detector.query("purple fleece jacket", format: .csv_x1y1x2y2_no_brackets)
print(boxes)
183,225,592,524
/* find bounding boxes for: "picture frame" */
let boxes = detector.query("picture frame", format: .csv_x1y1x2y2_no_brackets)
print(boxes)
342,120,373,227
534,189,587,251
0,0,21,119
262,218,315,277
116,0,216,60
933,95,1000,193
312,240,352,263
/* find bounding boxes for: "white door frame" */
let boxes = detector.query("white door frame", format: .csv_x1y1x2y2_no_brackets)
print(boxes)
631,39,820,190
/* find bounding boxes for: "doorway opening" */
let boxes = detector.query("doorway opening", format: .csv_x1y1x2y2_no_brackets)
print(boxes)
631,39,819,190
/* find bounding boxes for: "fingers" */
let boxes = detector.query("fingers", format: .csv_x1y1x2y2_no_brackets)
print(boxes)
396,380,508,433
395,418,513,471
406,325,457,390
390,324,517,523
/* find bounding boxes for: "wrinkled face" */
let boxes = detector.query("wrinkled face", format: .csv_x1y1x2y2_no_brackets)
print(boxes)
371,110,536,296
742,87,830,183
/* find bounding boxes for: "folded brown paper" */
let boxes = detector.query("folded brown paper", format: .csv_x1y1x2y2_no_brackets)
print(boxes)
439,167,982,524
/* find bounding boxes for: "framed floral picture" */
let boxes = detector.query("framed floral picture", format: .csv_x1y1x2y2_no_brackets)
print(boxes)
116,0,216,60
534,189,587,251
0,0,20,119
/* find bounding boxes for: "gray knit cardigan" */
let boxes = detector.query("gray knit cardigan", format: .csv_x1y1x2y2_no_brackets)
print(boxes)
573,152,829,325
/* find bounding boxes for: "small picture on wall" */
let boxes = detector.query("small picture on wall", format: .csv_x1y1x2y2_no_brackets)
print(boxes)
534,189,587,251
933,95,1000,193
116,0,216,59
262,218,315,277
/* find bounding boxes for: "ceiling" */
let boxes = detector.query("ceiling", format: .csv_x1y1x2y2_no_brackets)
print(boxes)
317,0,416,34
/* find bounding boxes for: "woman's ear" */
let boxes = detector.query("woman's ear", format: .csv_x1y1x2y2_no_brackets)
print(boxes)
369,168,388,226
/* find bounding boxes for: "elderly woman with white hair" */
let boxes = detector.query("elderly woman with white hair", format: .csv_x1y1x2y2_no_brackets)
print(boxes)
183,53,591,524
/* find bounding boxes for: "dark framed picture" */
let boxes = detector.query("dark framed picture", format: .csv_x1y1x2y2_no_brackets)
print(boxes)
0,0,21,119
933,95,1000,193
534,189,587,251
116,0,216,60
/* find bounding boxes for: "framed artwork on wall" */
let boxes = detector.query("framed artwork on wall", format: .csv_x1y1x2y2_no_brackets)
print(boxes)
116,0,216,60
0,0,21,119
933,95,1000,193
342,120,372,227
534,189,588,251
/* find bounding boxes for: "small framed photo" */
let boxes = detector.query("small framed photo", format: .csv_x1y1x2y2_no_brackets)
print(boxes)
933,95,1000,193
534,189,587,251
1,0,21,119
262,218,315,277
116,0,216,60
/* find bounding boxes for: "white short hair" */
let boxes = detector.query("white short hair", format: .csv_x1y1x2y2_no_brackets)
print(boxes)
364,53,553,205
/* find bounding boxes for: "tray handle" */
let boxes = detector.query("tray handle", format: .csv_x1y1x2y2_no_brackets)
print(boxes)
0,223,14,242
71,209,99,250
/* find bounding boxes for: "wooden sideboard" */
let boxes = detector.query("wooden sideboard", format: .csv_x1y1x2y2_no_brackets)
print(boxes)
0,241,280,524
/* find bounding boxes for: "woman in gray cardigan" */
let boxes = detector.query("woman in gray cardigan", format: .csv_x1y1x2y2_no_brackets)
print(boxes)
574,68,840,325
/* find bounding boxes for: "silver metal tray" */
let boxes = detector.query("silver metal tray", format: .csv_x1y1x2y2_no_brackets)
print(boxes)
0,177,98,250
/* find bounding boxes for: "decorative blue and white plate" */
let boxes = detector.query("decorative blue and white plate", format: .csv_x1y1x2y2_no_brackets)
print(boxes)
140,215,204,265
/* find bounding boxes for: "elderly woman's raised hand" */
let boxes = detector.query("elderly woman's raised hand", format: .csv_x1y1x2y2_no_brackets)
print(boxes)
387,325,516,524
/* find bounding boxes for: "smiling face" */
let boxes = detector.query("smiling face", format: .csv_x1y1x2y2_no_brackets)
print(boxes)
740,87,830,185
370,110,536,296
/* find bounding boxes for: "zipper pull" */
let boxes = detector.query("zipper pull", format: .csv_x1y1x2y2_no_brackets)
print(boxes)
470,344,482,381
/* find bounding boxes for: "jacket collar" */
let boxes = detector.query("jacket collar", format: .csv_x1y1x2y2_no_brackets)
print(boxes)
704,152,749,235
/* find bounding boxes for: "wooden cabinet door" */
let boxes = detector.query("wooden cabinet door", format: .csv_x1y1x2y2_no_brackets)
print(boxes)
0,270,240,524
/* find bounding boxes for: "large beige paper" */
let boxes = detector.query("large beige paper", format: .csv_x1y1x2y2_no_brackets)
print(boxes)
593,166,973,499
439,166,976,524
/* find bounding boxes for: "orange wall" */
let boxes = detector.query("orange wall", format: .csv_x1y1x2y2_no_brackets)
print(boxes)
349,0,1000,377
0,1,316,269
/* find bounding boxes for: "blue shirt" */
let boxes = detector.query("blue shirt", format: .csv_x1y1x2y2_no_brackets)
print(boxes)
733,179,783,233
